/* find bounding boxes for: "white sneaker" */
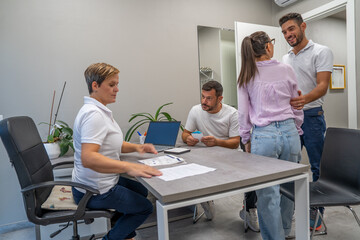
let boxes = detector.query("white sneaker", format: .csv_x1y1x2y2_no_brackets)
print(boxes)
239,208,260,232
201,201,215,220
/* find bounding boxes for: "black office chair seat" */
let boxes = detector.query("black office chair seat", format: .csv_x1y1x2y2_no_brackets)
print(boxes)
281,181,360,207
280,127,360,239
40,209,113,222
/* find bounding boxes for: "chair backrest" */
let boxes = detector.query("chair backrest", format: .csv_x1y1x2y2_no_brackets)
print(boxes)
320,127,360,190
0,116,54,217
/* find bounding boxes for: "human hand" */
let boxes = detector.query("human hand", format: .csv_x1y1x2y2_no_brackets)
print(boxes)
245,141,251,153
125,162,162,178
290,90,305,110
201,136,217,147
137,144,158,154
186,135,199,146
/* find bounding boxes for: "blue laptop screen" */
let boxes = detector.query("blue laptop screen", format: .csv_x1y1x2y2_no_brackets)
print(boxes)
144,121,181,146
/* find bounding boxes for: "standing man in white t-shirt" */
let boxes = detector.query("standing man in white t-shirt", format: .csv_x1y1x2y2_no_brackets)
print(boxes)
279,12,333,232
182,81,259,232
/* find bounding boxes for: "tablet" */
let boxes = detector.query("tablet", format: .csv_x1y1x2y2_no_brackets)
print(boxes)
164,147,191,154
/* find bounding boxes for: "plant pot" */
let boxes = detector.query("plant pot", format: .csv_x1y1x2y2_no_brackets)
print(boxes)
44,142,61,159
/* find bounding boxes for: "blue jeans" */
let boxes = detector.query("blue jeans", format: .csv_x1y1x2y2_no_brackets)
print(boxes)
252,119,301,240
72,177,153,240
301,106,326,182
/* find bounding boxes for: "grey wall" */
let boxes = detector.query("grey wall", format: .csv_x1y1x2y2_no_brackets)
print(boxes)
272,0,334,24
0,0,274,226
198,27,221,83
273,0,360,130
306,16,348,128
356,1,360,128
220,30,237,108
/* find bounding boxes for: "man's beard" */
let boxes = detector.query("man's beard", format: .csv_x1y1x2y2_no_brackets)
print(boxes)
202,103,216,112
289,31,304,47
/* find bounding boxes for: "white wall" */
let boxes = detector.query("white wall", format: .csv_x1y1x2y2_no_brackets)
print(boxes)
0,0,275,226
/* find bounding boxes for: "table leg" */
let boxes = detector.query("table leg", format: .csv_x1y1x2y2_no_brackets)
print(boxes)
294,174,309,240
156,200,169,240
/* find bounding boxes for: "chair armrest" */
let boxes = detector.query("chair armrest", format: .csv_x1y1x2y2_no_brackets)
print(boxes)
51,161,74,169
21,181,99,194
21,181,100,219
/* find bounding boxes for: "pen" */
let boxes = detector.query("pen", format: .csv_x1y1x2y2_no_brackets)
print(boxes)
137,131,142,136
166,154,182,162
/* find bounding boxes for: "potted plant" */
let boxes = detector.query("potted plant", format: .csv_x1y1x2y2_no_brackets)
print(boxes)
41,82,73,159
41,120,74,158
125,102,183,142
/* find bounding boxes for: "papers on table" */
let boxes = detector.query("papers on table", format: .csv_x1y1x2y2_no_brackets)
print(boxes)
158,163,216,181
139,155,216,181
138,155,185,166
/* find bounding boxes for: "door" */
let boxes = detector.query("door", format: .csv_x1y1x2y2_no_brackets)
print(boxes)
234,22,288,78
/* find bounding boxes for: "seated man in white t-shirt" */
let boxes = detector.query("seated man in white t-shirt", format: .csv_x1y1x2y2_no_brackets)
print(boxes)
182,81,240,149
182,81,259,231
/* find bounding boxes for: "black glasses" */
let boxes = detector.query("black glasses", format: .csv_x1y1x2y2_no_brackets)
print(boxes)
268,38,275,45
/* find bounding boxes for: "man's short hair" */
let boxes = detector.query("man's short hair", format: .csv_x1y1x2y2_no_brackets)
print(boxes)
202,80,223,97
84,63,119,94
279,12,304,27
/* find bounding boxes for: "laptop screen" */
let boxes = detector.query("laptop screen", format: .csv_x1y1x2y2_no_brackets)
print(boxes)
144,121,181,146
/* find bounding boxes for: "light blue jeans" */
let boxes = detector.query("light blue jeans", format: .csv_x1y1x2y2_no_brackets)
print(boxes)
252,119,301,240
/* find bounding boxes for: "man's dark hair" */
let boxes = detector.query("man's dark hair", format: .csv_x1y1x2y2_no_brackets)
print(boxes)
202,80,223,97
279,12,304,27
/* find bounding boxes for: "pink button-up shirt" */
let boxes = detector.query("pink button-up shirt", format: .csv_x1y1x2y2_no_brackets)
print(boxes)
237,59,304,145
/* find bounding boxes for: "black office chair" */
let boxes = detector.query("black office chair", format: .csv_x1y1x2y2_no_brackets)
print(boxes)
0,116,113,240
281,127,360,239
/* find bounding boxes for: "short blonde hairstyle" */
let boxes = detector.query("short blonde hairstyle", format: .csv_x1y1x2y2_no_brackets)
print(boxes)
84,63,119,94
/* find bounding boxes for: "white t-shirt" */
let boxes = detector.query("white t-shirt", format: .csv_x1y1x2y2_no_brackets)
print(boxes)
283,40,333,110
72,96,123,194
184,103,239,139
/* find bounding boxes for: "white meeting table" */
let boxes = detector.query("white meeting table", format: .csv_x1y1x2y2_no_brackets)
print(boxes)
122,146,310,240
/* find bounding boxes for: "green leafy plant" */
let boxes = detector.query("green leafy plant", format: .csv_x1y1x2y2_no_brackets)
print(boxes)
40,120,74,157
125,102,183,142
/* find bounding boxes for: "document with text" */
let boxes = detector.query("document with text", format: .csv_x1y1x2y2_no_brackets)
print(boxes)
157,163,216,181
138,155,185,166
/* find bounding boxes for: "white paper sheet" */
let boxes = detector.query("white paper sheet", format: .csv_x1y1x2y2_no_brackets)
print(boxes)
138,155,185,166
157,163,216,181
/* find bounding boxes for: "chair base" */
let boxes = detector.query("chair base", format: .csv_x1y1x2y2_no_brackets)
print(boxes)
310,208,327,240
347,206,360,227
35,218,110,240
192,204,205,223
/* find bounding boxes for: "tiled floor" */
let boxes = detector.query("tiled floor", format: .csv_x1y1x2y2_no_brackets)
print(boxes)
1,194,360,240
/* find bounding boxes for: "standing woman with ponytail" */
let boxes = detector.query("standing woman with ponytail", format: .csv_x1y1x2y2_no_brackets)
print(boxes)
237,31,303,239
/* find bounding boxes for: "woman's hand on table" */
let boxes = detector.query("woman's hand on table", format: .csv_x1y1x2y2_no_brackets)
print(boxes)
125,162,162,178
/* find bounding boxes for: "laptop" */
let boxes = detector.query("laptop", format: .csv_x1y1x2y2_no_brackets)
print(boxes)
144,121,181,152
